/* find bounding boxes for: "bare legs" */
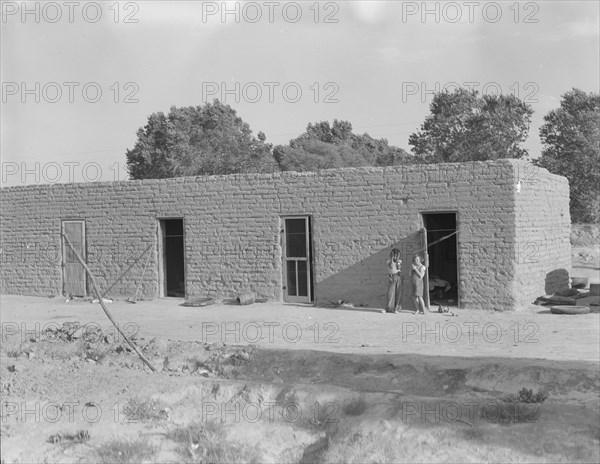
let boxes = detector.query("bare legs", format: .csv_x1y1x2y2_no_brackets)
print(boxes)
413,296,426,315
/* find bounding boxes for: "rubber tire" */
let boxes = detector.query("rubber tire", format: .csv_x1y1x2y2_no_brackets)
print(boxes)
551,305,591,315
182,297,214,307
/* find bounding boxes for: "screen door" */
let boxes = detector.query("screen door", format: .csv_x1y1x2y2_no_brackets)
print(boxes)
282,216,313,303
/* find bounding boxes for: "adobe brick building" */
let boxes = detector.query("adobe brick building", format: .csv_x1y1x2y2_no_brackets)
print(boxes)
0,159,571,311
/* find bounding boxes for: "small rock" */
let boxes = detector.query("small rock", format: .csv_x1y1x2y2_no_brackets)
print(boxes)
145,337,169,357
168,361,186,372
27,351,35,359
208,342,224,351
159,408,171,420
87,359,96,364
238,351,250,361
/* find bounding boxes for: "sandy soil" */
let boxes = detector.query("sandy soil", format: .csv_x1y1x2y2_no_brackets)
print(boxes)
1,291,599,463
1,290,598,362
2,235,599,463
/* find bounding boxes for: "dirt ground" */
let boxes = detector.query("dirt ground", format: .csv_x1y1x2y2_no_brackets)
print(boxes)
1,234,599,463
1,289,599,463
1,286,599,361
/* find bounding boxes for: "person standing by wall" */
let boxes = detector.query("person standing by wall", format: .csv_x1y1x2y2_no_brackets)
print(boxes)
385,248,403,313
411,255,427,315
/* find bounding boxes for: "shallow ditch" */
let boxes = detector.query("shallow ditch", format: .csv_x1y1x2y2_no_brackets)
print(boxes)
123,377,600,463
2,332,599,463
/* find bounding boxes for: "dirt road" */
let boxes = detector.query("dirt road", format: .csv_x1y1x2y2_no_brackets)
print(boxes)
2,294,598,362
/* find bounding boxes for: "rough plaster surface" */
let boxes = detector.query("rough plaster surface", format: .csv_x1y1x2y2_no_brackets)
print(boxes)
0,159,571,310
512,163,572,307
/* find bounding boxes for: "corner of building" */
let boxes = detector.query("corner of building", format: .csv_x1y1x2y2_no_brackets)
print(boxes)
510,159,572,309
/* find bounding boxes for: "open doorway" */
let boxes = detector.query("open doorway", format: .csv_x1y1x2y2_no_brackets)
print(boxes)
422,212,459,307
158,218,186,298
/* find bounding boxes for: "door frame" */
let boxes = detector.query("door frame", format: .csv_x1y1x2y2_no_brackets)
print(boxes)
419,227,430,310
156,217,186,298
61,219,87,297
281,215,314,303
420,211,460,308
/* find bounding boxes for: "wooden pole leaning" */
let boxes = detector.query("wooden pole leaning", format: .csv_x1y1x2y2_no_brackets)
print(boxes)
62,233,157,373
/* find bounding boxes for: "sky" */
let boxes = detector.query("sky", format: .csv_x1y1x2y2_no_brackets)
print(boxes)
1,0,599,186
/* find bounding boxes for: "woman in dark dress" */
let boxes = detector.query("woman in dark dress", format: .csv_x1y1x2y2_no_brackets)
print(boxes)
411,255,427,315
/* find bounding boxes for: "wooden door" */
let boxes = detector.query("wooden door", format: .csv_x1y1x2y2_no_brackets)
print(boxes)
62,220,86,297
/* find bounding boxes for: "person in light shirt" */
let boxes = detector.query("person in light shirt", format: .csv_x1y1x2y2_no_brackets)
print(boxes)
411,255,427,315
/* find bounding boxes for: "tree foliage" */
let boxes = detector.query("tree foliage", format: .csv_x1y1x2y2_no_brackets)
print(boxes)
409,88,533,163
126,100,277,179
273,120,412,171
536,89,600,223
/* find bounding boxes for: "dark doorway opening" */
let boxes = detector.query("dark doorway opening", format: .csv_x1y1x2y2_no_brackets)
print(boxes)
422,212,459,306
159,219,186,298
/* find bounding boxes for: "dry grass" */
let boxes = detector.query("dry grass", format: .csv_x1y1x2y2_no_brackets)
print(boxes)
322,426,552,464
94,437,158,464
5,348,23,359
165,421,262,463
123,397,169,422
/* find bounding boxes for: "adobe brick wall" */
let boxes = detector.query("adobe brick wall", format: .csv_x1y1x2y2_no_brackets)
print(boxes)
0,160,569,311
512,161,572,307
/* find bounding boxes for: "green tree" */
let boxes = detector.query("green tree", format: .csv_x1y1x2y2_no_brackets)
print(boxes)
126,100,277,179
409,88,533,163
536,89,600,223
274,119,412,171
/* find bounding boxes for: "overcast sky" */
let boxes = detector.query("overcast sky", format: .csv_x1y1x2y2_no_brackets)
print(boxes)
1,0,598,186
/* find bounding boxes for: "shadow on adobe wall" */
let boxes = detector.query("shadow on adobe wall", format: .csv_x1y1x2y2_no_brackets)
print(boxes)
315,231,423,311
545,268,570,295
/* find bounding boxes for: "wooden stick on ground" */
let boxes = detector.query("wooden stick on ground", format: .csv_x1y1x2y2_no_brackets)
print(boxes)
62,234,157,373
